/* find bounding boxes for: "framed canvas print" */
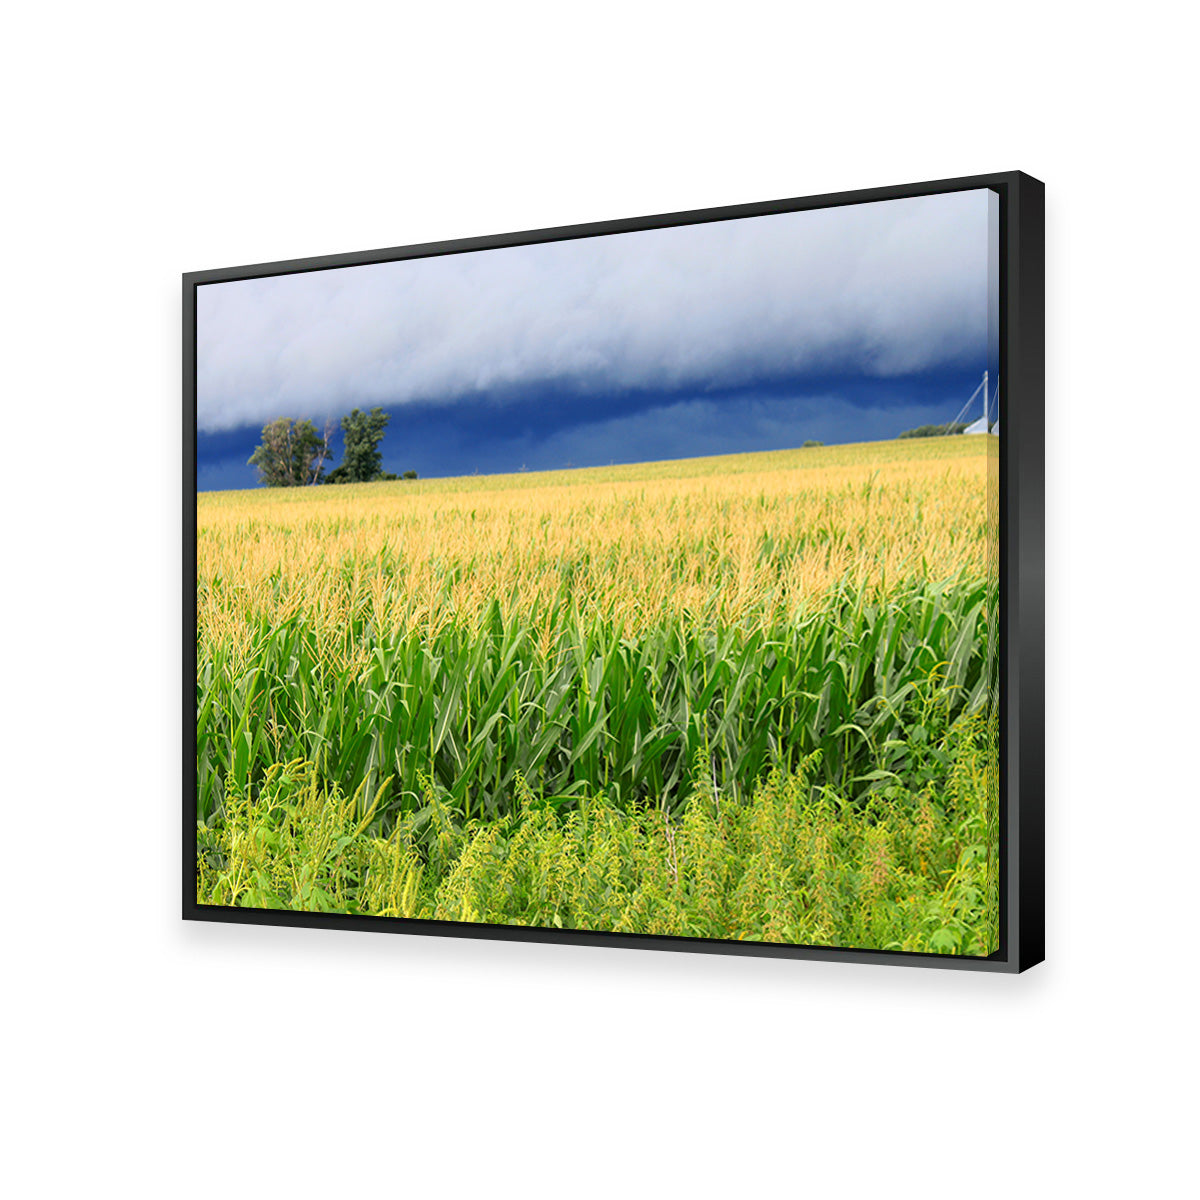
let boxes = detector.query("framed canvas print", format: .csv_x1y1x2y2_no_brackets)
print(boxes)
184,171,1044,971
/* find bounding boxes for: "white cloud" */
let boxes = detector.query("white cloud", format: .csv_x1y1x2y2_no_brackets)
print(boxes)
196,190,992,432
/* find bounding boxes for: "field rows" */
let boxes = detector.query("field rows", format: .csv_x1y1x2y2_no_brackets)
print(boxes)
199,436,993,641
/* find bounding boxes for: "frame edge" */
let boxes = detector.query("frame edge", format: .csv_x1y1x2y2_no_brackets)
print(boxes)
1003,172,1046,972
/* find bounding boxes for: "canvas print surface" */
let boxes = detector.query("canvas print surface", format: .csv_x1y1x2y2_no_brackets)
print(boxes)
194,191,1000,955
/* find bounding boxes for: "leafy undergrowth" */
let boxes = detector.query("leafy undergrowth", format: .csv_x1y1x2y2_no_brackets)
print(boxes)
198,710,998,956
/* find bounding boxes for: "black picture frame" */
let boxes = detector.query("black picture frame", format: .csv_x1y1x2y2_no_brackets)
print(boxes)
184,170,1044,972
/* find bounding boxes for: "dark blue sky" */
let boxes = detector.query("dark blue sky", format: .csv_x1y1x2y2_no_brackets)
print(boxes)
197,368,995,491
197,190,999,491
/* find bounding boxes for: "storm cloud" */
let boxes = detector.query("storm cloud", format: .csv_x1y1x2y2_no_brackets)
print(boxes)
196,190,993,433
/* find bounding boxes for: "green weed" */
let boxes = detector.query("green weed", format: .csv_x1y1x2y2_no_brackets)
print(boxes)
198,709,998,955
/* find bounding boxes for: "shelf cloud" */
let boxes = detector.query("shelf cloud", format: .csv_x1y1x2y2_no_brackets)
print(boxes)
196,190,992,434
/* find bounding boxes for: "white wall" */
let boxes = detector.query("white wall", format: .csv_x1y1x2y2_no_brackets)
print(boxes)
7,3,1195,1196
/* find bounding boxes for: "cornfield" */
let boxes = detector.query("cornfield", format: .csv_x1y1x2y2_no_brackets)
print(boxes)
196,435,999,953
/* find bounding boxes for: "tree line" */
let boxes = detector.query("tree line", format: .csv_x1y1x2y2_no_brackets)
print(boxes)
248,407,417,487
897,422,968,439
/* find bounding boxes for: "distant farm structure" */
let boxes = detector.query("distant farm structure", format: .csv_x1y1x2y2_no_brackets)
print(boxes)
962,372,999,436
901,372,999,439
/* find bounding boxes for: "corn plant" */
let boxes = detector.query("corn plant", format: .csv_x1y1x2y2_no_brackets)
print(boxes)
196,437,999,951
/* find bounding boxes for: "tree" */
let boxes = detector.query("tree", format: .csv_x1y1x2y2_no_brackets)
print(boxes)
897,422,967,440
802,440,824,448
310,419,335,481
339,407,390,482
248,418,331,486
